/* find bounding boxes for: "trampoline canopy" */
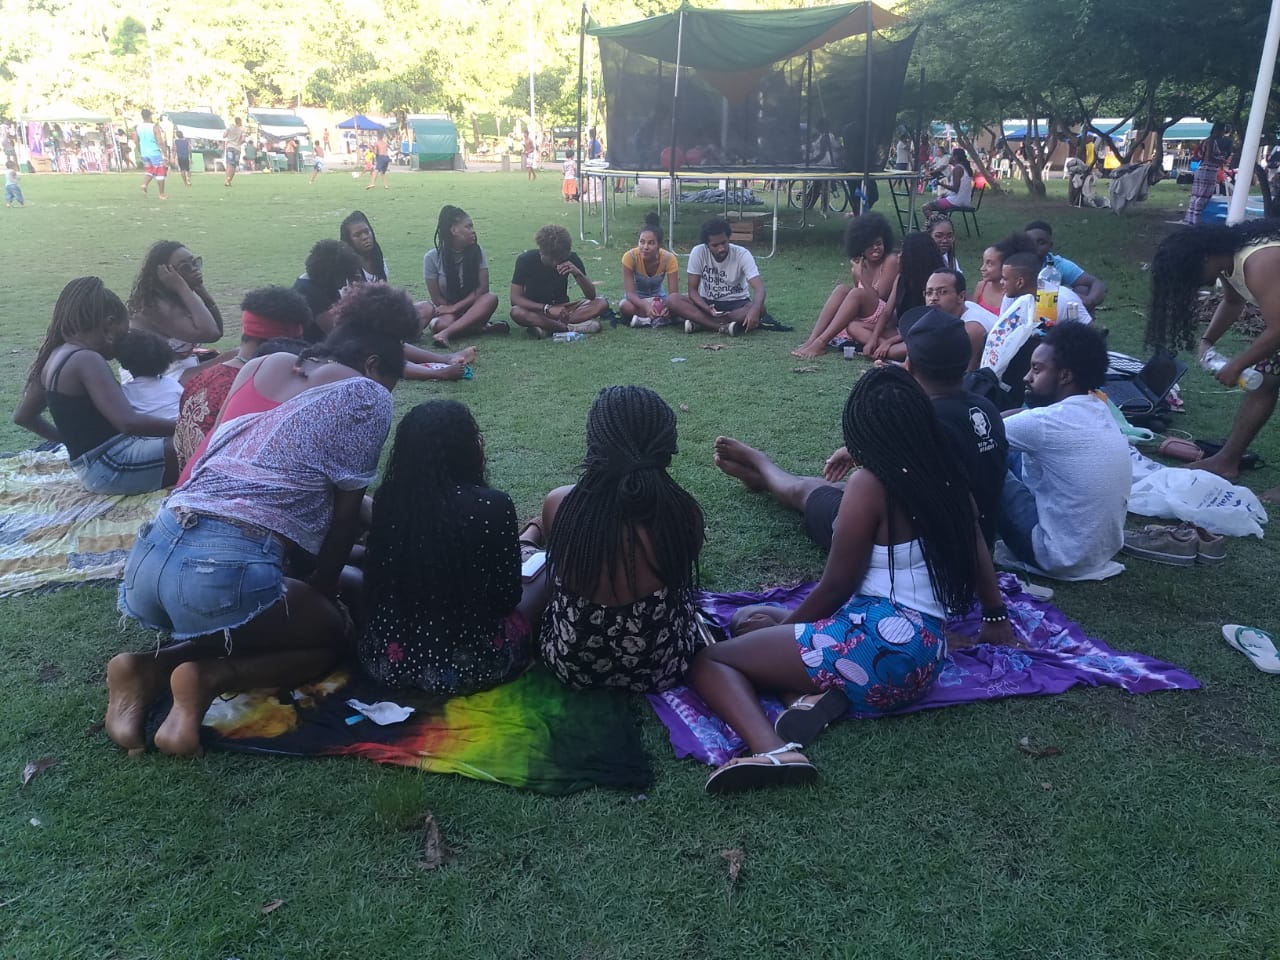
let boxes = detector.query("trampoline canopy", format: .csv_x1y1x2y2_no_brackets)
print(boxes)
336,114,385,131
587,2,901,76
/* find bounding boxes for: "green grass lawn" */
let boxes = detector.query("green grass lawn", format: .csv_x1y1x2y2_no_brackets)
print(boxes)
2,168,1280,960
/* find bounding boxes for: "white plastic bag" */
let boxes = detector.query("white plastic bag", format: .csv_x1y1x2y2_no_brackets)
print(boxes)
980,294,1036,377
1129,467,1269,537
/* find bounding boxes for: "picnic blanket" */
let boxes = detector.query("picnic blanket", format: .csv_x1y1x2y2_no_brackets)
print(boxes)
651,575,1199,766
197,664,653,795
0,448,163,597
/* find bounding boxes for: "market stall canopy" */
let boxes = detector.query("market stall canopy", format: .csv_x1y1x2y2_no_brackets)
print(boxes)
249,109,308,141
164,111,227,136
1164,119,1213,141
406,114,459,170
336,114,385,131
23,102,110,124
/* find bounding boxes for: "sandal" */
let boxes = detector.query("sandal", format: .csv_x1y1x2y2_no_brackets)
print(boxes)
704,742,816,795
1221,624,1280,674
774,689,849,746
518,517,544,562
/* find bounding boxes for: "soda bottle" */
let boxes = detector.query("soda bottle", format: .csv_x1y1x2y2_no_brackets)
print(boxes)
552,331,584,342
1035,261,1061,325
1201,348,1263,390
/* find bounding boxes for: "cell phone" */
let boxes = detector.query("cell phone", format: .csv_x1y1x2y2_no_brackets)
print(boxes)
521,550,547,581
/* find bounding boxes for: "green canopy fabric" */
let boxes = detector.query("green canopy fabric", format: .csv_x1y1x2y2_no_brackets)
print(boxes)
165,111,226,131
587,2,901,74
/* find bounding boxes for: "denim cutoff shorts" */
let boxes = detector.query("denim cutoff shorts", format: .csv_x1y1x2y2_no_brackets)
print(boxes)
118,509,287,641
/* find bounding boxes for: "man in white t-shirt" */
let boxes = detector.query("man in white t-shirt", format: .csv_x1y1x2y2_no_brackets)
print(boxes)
667,217,767,335
999,321,1131,578
1000,252,1093,324
924,268,997,370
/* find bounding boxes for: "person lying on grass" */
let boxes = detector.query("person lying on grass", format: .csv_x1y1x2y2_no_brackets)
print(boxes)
667,217,766,336
106,287,416,757
791,213,898,358
692,365,1014,796
620,212,681,328
509,224,608,338
14,276,178,493
358,400,550,696
539,385,706,693
422,205,503,347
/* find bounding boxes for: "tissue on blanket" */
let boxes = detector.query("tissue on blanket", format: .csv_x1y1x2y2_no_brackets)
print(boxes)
649,576,1198,766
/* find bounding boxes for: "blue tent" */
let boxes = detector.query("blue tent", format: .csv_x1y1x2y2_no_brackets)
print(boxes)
336,114,385,131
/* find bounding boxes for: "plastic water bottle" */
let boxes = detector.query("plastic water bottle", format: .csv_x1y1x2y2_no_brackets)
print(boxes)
552,331,584,343
1201,348,1263,390
1035,261,1061,325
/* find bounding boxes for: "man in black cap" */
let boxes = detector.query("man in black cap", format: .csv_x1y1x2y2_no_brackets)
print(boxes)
714,307,1008,550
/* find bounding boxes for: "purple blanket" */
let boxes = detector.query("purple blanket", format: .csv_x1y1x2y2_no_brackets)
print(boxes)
649,575,1199,766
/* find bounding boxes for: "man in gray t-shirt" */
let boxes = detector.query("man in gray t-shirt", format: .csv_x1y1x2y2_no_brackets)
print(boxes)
667,217,767,335
224,117,247,187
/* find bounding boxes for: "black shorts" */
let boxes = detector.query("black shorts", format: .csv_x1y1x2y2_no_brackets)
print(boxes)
375,155,391,173
176,156,190,172
710,298,751,314
802,485,843,552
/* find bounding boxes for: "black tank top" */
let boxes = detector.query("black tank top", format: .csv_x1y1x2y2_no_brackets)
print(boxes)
44,349,119,460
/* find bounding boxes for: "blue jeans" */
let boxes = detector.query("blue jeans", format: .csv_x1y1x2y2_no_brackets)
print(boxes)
997,452,1040,567
118,509,287,641
4,183,22,204
70,433,166,495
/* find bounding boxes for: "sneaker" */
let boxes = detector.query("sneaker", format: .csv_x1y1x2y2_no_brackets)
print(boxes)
684,318,695,334
525,326,546,340
719,321,743,336
629,316,652,328
568,318,601,334
1122,524,1198,566
1192,525,1227,565
483,320,510,336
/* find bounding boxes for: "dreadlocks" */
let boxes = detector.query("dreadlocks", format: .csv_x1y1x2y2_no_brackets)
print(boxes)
127,240,185,315
841,365,978,615
27,277,127,388
548,385,705,599
340,210,387,282
365,400,488,606
1148,219,1280,351
433,205,481,302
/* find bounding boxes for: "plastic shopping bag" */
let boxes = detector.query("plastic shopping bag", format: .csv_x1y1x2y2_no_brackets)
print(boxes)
1129,466,1269,538
981,294,1036,377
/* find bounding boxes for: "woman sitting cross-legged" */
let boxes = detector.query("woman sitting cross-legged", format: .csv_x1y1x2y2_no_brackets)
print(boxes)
357,400,549,696
13,277,178,493
105,287,416,757
690,366,1015,795
619,212,681,328
422,205,503,347
539,385,706,693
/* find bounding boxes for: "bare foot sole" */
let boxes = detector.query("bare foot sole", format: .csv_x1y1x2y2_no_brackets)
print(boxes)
791,344,825,359
105,653,168,754
713,436,770,492
1186,456,1239,482
153,662,213,757
1260,486,1280,505
451,347,478,364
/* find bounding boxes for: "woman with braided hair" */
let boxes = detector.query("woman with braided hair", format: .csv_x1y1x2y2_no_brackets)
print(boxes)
1148,219,1280,498
422,205,502,347
539,385,706,692
691,366,1013,795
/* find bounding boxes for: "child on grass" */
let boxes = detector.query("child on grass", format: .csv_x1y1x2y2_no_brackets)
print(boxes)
5,161,24,207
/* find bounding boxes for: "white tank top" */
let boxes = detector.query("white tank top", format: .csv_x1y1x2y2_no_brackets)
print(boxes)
858,539,944,619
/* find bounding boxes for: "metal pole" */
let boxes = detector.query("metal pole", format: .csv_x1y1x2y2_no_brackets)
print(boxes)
668,8,685,245
528,0,536,136
860,2,873,214
576,3,590,242
1228,0,1280,223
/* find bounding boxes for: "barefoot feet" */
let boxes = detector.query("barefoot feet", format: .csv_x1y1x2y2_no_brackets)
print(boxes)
713,436,771,492
1260,485,1280,505
790,343,826,359
153,661,217,757
105,653,168,754
1187,453,1240,483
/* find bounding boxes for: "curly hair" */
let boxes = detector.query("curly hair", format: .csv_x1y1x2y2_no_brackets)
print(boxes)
304,239,363,298
251,337,309,360
340,210,387,282
639,210,664,246
27,277,128,387
994,230,1037,260
365,400,490,610
896,231,946,314
113,329,174,379
841,365,978,615
547,385,704,600
1148,219,1280,350
433,205,482,301
844,212,896,260
535,224,572,260
1042,320,1109,391
327,282,420,341
240,286,312,335
699,217,732,244
126,240,185,315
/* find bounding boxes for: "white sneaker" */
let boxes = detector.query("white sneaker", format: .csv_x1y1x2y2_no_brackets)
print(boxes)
630,316,652,328
684,319,695,334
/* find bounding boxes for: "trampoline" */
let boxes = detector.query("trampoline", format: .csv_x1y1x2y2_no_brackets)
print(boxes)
579,166,917,258
575,2,917,253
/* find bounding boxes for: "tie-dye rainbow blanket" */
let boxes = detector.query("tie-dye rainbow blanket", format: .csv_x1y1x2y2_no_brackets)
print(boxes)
199,665,652,795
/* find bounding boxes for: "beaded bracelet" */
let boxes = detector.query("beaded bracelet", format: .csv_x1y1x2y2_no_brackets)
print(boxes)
981,606,1009,623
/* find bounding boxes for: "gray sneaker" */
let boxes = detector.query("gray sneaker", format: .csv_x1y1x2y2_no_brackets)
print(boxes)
1192,525,1228,564
568,318,602,334
1122,524,1198,566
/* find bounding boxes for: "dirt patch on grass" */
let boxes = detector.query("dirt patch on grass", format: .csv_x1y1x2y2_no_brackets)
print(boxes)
1097,686,1278,759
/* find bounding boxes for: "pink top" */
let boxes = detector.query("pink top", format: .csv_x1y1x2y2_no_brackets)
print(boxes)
175,370,280,487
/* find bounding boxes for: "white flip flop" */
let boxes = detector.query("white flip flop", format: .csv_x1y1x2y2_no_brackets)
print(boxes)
1221,624,1280,674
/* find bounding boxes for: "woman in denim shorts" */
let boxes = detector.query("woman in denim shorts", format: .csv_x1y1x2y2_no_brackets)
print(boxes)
106,284,417,757
12,277,178,493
